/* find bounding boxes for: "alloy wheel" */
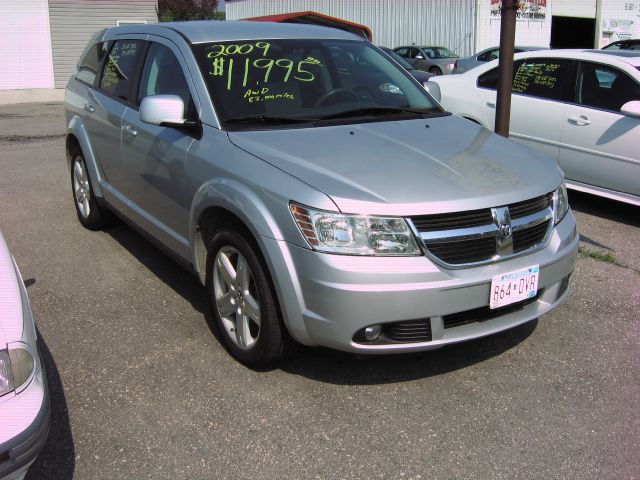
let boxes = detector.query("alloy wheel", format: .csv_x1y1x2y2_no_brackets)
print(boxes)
213,246,261,349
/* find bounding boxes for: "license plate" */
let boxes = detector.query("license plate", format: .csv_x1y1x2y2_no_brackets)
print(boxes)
489,264,539,309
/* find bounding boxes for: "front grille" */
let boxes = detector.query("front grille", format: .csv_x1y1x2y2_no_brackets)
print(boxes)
443,294,540,329
426,236,495,264
411,209,492,232
385,319,432,343
410,192,553,266
509,193,553,219
513,220,549,252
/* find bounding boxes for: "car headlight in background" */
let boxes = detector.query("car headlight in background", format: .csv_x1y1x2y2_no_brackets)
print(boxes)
0,350,12,397
0,344,36,398
290,203,421,256
553,183,569,225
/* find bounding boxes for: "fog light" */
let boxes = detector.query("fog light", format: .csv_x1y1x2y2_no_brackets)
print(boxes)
364,325,382,342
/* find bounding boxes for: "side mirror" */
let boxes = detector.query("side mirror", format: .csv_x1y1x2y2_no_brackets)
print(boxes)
415,54,424,60
620,100,640,117
140,94,196,128
424,80,441,102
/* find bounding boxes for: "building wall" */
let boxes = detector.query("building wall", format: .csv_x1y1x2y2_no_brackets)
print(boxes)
226,0,477,57
475,0,553,51
49,0,158,88
596,0,640,46
0,0,55,90
553,0,596,18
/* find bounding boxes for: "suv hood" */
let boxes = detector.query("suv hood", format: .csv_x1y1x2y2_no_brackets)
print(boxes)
228,115,563,215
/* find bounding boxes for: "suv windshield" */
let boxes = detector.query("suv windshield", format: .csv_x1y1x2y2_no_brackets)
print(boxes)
193,39,441,127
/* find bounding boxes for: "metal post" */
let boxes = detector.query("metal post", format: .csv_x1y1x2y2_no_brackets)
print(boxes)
494,0,519,138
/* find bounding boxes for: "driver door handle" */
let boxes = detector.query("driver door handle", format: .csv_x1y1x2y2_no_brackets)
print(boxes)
84,103,95,113
486,102,496,108
123,125,138,137
568,116,591,126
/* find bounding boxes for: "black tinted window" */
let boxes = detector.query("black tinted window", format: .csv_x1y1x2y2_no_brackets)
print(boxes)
100,40,144,101
511,59,574,101
77,42,108,85
577,62,640,111
478,67,499,89
138,43,192,116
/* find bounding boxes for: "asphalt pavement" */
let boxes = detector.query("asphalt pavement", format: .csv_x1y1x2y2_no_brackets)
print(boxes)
0,102,638,479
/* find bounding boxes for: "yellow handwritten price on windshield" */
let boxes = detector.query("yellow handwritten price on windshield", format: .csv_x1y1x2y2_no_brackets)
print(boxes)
207,42,271,58
209,57,323,89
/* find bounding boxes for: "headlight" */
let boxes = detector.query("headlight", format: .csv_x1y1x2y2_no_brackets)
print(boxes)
0,350,13,397
553,183,569,225
0,345,36,398
290,203,421,256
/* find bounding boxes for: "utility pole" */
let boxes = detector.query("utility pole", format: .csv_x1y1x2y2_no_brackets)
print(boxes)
494,0,519,138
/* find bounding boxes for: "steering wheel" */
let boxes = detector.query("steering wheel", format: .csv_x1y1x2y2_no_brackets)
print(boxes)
314,88,358,107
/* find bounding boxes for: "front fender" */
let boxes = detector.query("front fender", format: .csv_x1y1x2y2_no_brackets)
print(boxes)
67,115,104,198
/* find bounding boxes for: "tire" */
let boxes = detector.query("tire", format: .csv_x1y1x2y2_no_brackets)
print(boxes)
70,153,114,230
429,67,442,76
205,228,295,368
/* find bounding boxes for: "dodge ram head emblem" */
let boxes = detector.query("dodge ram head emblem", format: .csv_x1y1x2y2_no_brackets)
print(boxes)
499,222,512,238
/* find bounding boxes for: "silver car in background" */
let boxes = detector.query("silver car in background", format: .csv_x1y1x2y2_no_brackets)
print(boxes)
393,45,459,75
453,46,547,74
65,21,578,367
0,231,50,480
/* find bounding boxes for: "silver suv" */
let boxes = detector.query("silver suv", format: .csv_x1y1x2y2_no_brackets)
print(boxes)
65,21,578,367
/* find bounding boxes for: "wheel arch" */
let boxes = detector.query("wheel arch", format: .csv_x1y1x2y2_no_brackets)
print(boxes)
66,116,104,197
189,179,288,286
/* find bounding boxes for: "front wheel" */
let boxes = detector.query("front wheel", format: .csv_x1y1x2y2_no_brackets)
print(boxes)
205,228,295,367
429,67,442,76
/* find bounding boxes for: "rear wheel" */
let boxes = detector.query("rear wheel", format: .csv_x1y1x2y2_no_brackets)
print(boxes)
205,228,295,367
71,154,114,230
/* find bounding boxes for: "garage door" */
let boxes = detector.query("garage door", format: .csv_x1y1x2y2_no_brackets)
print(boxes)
0,0,55,90
49,0,158,88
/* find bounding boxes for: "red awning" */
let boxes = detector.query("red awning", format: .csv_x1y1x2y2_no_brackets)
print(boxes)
243,11,372,41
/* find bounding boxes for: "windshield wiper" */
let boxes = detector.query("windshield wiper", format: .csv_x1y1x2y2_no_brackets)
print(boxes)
224,115,314,125
318,107,439,121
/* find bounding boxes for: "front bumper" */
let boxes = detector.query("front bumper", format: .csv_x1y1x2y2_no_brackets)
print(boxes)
0,350,50,480
263,211,578,353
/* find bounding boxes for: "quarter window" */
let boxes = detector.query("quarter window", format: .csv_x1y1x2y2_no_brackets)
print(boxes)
99,40,144,101
577,62,640,112
138,43,193,117
77,42,108,85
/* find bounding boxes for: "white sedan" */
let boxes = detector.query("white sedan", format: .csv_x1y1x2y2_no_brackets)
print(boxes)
0,231,49,480
428,49,640,206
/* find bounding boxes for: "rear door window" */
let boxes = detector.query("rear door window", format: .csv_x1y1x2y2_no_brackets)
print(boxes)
76,42,109,85
511,59,575,101
99,40,145,102
478,58,575,102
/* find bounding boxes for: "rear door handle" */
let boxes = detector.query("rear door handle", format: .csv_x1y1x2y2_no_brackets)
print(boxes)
84,103,95,113
568,116,591,126
123,125,138,137
486,102,496,108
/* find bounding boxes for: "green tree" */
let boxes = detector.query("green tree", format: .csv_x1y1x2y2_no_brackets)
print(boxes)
157,0,224,22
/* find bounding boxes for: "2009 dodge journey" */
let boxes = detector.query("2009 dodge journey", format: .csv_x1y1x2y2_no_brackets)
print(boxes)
65,21,578,367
